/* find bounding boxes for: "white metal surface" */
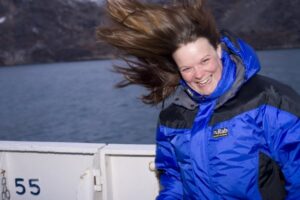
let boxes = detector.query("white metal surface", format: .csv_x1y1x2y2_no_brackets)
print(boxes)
100,144,159,200
0,141,105,200
0,141,160,200
0,141,102,154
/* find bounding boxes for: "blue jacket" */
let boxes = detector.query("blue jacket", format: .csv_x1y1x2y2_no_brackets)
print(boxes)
155,34,300,199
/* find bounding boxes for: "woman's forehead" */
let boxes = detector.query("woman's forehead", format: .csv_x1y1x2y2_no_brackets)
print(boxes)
173,38,215,65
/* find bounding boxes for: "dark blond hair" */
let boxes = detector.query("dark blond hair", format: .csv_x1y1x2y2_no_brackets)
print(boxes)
97,0,220,104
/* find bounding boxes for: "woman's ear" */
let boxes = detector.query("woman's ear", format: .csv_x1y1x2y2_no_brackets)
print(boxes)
217,44,222,59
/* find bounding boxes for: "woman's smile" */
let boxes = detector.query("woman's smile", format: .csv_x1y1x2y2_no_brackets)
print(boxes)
196,74,213,85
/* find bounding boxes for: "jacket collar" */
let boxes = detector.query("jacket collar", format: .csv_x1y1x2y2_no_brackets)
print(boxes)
172,86,199,110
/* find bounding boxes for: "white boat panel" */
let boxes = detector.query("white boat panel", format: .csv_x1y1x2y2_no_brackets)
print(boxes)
100,144,159,200
4,152,96,200
0,142,160,200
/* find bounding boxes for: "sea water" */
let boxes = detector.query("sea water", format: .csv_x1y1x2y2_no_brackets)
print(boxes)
0,49,299,144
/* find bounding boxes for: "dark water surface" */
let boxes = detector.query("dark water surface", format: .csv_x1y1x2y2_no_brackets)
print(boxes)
0,49,299,144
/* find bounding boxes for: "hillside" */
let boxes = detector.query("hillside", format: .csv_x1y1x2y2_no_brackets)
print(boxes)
0,0,299,66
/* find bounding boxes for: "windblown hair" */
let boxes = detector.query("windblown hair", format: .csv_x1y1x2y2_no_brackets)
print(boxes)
97,0,220,105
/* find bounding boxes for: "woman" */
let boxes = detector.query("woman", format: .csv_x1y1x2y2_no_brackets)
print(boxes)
97,0,300,199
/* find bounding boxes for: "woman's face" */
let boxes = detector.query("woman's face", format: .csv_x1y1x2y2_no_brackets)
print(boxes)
172,37,223,96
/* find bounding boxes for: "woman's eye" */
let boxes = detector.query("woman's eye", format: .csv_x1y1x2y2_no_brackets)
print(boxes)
181,67,191,72
201,58,210,65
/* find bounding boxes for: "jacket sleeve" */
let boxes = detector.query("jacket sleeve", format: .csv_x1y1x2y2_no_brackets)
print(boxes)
155,124,183,200
263,89,300,199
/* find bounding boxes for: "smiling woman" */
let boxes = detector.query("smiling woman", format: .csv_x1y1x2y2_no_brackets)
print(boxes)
97,0,300,199
173,37,222,95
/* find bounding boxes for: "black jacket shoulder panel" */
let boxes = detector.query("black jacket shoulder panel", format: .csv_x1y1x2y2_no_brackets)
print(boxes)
210,74,300,125
260,75,300,117
159,103,198,129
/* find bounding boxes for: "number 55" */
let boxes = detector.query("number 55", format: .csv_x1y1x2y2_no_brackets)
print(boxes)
15,178,40,196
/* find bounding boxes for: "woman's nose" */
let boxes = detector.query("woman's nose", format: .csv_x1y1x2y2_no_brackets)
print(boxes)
193,66,204,79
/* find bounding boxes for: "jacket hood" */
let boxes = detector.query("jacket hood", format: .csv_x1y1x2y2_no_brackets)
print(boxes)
221,33,261,81
176,33,261,108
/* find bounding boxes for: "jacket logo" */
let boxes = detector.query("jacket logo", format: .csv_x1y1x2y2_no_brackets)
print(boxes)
213,128,229,138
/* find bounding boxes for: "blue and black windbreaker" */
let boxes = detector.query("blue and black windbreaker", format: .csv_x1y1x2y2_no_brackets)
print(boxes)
155,33,300,200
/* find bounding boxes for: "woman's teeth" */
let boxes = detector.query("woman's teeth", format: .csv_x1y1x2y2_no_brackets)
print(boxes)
197,75,212,85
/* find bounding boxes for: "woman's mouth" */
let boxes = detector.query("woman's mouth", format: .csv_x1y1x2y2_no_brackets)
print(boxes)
196,74,213,86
